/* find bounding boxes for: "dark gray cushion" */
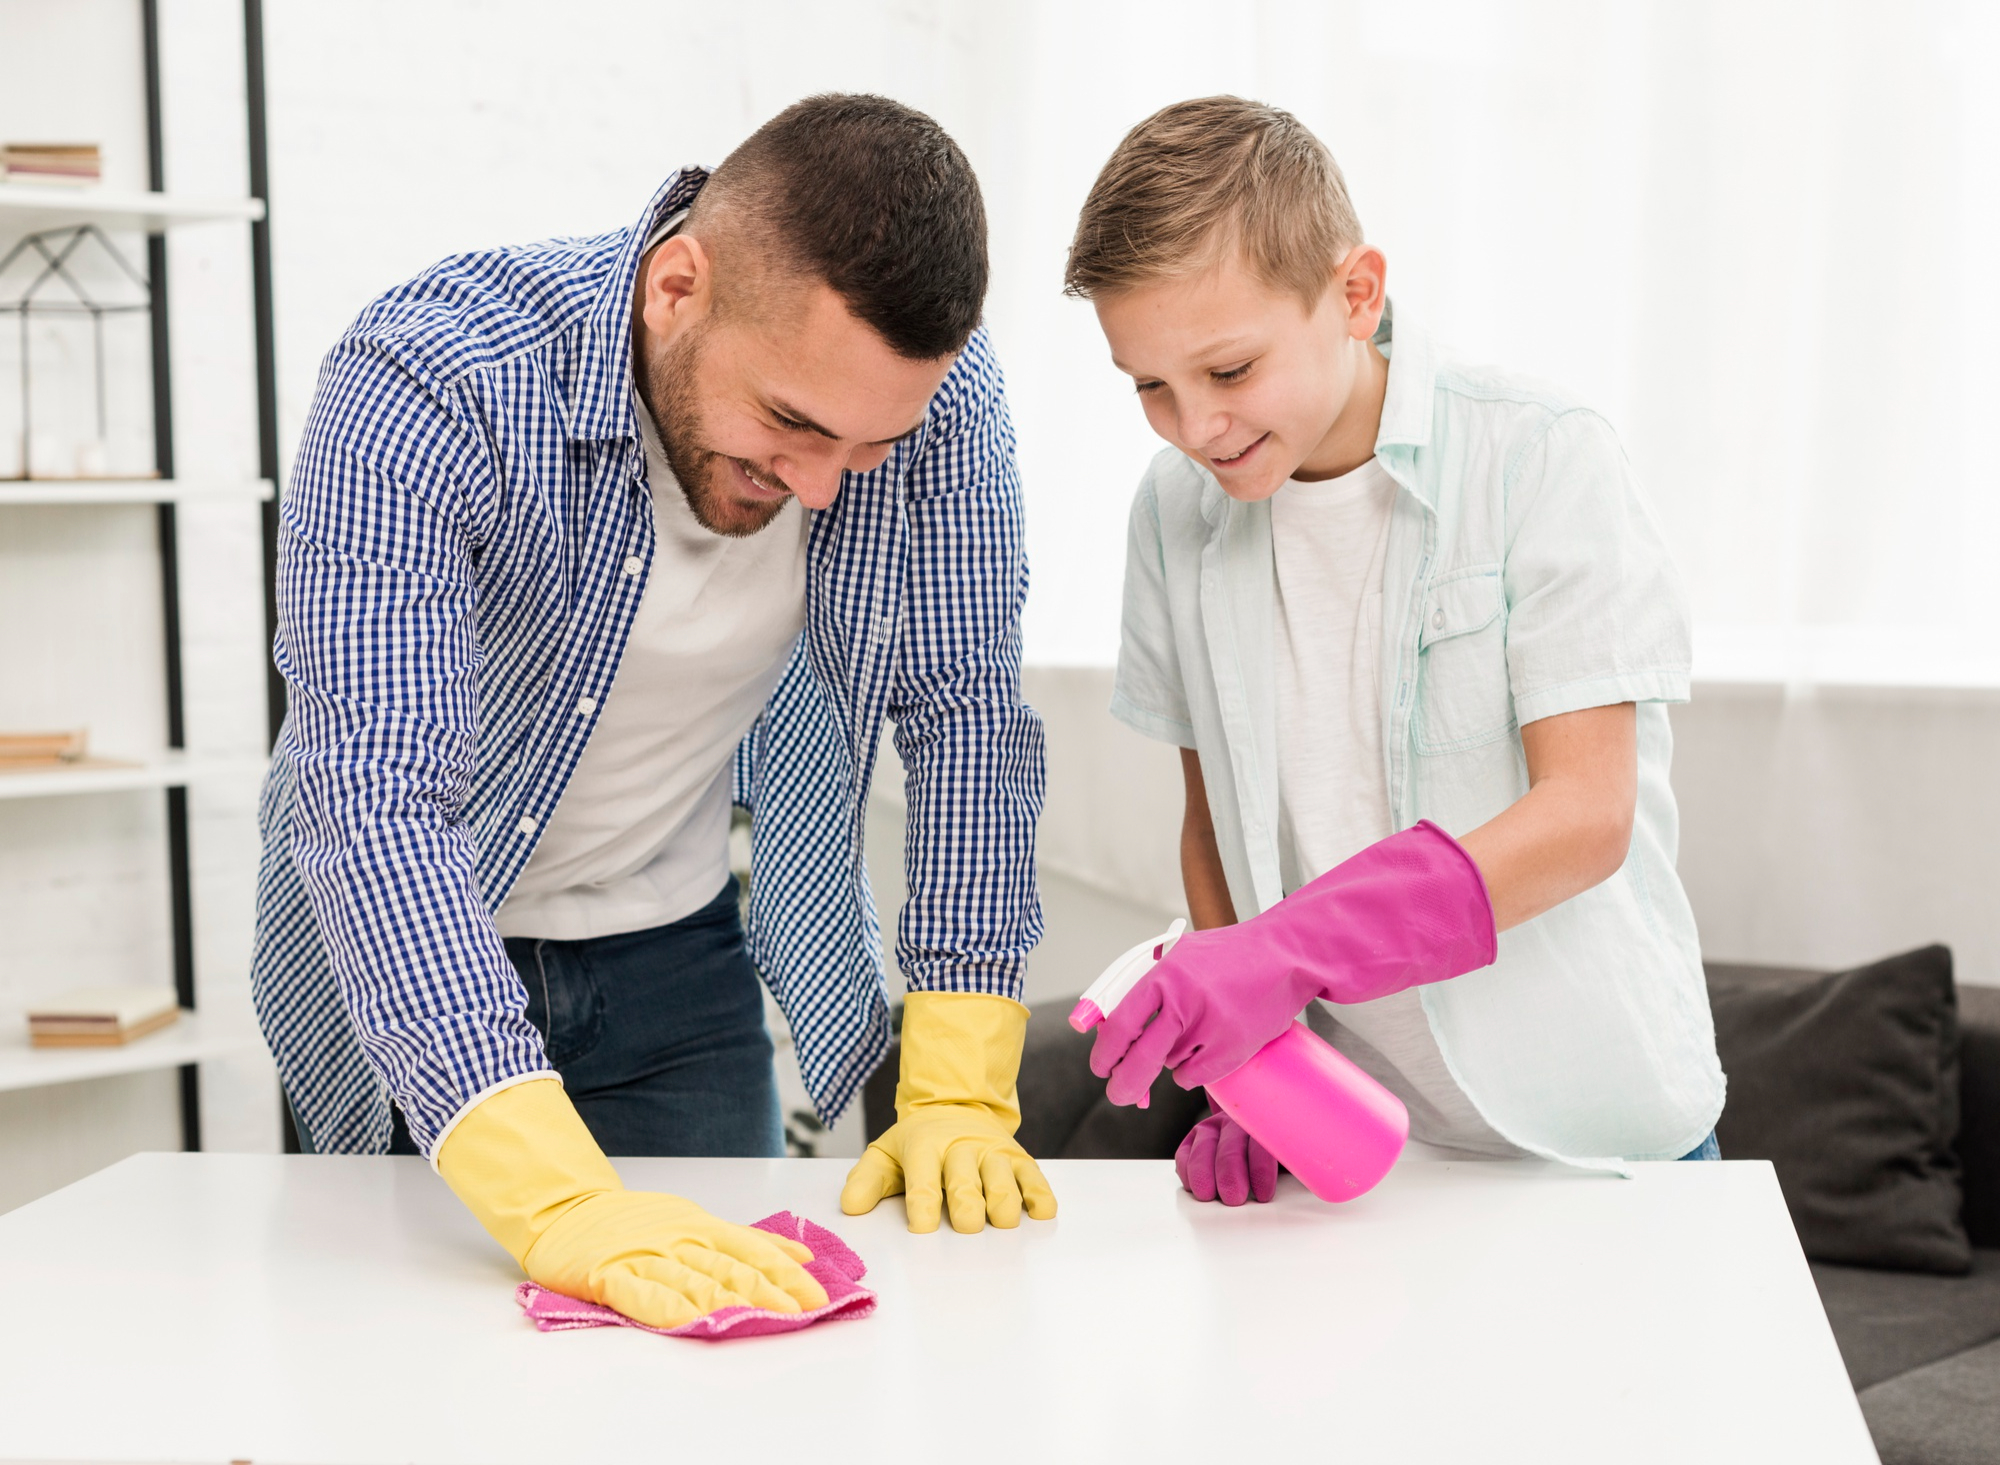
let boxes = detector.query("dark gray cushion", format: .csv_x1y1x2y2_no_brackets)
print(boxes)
1959,985,2000,1248
1812,1249,2000,1390
1859,1333,2000,1465
862,1001,1206,1160
1708,947,1971,1274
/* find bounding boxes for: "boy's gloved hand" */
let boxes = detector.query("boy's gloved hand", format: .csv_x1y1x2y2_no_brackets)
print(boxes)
1091,821,1497,1105
841,992,1058,1234
1177,1109,1278,1205
436,1077,827,1329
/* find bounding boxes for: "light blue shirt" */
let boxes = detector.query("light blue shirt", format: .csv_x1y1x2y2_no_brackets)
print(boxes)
1111,310,1725,1165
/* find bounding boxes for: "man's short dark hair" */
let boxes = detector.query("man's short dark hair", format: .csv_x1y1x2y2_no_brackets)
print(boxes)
693,94,988,360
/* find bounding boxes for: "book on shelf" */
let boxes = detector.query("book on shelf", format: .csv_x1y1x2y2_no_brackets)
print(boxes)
26,986,181,1048
1,143,102,187
0,728,89,769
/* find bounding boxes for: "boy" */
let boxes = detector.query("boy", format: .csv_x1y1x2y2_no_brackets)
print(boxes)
1066,97,1723,1203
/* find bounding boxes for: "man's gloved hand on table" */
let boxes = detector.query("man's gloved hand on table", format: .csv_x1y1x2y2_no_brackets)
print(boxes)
1089,821,1498,1107
840,991,1058,1234
436,1077,827,1328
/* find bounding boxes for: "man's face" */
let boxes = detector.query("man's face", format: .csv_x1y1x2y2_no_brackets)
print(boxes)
634,241,953,537
1092,250,1382,501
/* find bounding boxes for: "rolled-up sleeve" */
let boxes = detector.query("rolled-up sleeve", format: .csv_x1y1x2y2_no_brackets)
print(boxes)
1111,474,1197,748
277,338,550,1155
888,336,1046,999
1502,408,1692,727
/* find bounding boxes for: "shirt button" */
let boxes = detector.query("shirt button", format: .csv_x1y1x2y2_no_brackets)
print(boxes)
575,696,597,716
517,815,538,835
622,556,643,577
1432,609,1445,630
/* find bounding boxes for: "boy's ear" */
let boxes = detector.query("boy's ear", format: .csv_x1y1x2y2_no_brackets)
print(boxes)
1338,245,1388,341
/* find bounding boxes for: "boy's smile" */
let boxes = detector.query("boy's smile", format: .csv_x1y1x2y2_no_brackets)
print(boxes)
1094,246,1391,500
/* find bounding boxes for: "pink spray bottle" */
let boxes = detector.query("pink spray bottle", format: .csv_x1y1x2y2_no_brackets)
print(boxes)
1069,921,1410,1203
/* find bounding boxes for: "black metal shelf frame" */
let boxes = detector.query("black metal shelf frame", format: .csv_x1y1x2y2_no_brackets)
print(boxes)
130,0,281,1150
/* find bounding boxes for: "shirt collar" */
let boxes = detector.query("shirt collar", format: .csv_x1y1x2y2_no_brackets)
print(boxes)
565,165,711,442
1370,301,1442,507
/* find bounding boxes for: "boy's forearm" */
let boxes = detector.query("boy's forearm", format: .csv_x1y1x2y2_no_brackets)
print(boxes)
1179,748,1239,929
1457,702,1637,931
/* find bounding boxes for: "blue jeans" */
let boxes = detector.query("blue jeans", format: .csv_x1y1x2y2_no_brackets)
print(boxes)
291,878,782,1158
1678,1130,1721,1161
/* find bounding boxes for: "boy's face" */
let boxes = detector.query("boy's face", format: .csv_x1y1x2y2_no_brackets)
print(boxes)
1093,246,1387,500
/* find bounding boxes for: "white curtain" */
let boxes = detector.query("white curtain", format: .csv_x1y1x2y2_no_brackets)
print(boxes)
262,0,2000,678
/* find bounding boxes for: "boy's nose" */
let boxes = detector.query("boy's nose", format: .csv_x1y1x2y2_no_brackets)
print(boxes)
1180,409,1231,454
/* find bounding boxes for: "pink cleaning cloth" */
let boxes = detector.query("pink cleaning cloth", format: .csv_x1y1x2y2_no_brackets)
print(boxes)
514,1211,876,1341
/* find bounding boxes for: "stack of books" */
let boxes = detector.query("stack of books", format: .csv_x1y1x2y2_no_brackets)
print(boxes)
26,987,181,1048
1,143,102,187
0,729,89,770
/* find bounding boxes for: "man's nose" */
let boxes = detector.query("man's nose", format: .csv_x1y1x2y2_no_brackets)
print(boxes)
773,452,844,510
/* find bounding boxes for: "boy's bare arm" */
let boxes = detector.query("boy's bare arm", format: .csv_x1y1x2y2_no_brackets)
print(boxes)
1180,748,1241,929
1457,702,1637,932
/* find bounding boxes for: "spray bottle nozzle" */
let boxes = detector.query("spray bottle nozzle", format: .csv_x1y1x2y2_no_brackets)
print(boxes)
1067,918,1188,1034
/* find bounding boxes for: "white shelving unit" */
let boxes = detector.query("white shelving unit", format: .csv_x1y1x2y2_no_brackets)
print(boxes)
0,1006,262,1095
1,11,279,1133
0,182,264,235
0,476,271,506
0,751,266,802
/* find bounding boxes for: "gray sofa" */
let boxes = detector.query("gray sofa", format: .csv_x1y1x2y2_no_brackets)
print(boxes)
1724,968,2000,1465
865,966,2000,1462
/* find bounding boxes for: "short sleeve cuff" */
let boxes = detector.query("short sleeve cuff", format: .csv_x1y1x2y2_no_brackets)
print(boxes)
1512,667,1690,727
1110,688,1198,748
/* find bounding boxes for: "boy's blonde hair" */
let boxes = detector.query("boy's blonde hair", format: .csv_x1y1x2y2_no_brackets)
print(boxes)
1064,96,1364,307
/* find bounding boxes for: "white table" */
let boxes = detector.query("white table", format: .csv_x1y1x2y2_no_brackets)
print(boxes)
0,1153,1873,1464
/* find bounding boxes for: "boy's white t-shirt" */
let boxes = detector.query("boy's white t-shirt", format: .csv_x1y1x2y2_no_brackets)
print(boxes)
495,396,808,940
1270,456,1525,1159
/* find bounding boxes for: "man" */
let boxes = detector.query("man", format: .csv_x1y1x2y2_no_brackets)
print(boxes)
252,95,1055,1330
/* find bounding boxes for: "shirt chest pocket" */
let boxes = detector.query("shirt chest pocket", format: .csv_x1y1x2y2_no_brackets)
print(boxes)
1414,570,1515,754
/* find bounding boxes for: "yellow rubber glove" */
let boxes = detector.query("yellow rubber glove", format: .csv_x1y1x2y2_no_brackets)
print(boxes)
436,1077,828,1328
840,992,1058,1234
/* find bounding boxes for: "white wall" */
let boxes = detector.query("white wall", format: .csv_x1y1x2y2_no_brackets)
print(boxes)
251,0,2000,674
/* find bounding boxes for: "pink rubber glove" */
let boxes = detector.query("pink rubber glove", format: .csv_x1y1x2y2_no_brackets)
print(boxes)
1091,821,1497,1106
1177,1110,1278,1206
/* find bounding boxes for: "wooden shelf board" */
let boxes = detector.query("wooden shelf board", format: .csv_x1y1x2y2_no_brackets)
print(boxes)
0,183,264,235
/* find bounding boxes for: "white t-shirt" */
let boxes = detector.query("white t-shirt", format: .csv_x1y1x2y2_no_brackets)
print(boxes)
1270,456,1523,1159
495,396,808,940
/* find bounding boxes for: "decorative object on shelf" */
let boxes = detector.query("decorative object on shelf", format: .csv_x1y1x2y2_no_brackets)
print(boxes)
0,143,102,187
0,221,152,480
0,728,90,768
26,986,180,1048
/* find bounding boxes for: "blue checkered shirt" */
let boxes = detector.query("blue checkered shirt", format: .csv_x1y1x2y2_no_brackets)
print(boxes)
251,168,1046,1156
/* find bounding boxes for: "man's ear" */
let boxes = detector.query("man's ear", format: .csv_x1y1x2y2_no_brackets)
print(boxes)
1338,245,1388,340
640,234,711,338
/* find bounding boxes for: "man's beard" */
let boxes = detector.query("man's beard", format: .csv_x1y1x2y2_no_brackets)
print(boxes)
638,322,793,539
